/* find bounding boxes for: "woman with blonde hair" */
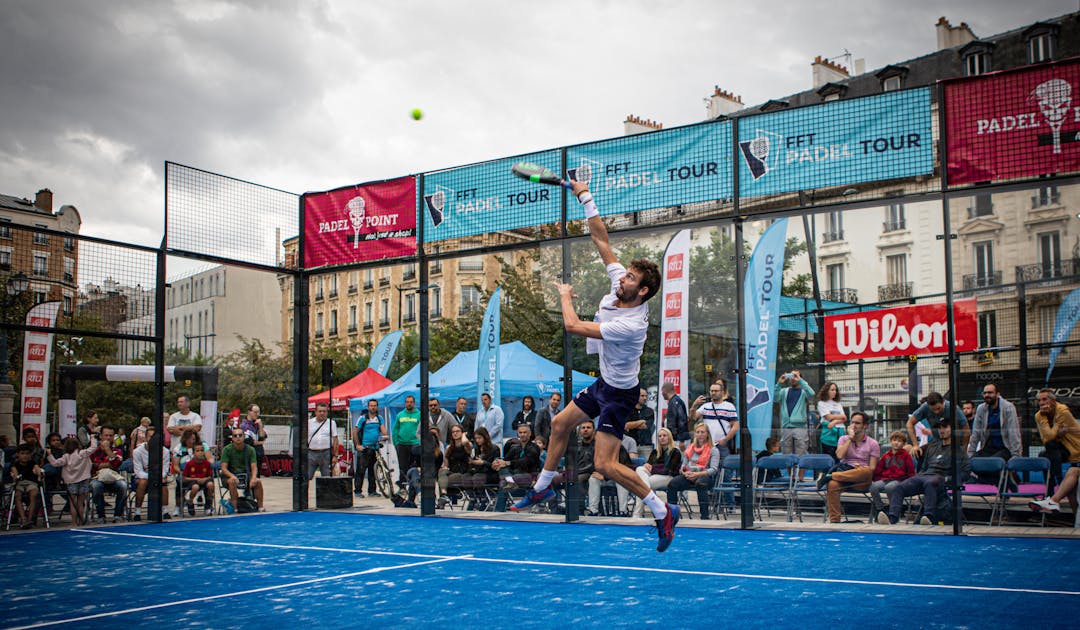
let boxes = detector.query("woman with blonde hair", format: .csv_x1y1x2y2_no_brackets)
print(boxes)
664,423,720,520
631,427,682,518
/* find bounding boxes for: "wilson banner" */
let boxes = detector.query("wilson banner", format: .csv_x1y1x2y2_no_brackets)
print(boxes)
824,299,978,362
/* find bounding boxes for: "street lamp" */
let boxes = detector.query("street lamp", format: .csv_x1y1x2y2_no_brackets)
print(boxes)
0,273,30,384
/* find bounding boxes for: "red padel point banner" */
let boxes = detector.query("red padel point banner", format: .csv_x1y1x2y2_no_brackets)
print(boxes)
304,176,416,268
945,58,1080,185
825,299,977,362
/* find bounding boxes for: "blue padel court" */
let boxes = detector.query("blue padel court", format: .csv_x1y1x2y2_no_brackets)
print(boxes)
3,512,1080,628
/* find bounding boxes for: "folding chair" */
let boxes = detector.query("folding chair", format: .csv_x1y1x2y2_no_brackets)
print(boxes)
708,455,750,520
791,454,836,522
754,454,797,521
1002,456,1050,526
5,474,50,530
962,457,1006,526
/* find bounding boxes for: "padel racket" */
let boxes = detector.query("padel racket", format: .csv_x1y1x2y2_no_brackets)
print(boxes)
510,162,572,189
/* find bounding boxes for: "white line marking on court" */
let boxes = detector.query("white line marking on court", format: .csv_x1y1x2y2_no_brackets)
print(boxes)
66,528,1080,598
8,555,466,630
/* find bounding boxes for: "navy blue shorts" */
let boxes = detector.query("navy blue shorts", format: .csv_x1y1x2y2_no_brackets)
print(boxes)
573,377,639,440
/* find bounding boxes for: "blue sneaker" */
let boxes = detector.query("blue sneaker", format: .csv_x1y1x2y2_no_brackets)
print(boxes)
655,504,680,552
510,488,555,512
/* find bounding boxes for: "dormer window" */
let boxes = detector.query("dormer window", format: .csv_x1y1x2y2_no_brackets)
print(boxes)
875,65,909,92
760,99,790,113
959,41,994,76
817,82,847,102
1024,23,1059,64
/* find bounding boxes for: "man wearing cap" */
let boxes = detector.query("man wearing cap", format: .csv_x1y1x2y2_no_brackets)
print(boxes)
880,416,971,525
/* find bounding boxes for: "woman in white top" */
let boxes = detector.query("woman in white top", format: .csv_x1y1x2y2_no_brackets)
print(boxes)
816,382,847,461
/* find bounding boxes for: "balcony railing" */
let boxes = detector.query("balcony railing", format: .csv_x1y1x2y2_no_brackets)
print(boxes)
822,230,845,243
378,277,390,286
328,289,338,299
459,304,479,316
430,262,443,275
328,327,338,337
821,288,859,304
966,204,994,219
378,318,390,329
1031,191,1061,208
403,269,416,281
348,285,357,294
314,330,324,339
962,271,1002,290
403,314,416,323
347,324,357,334
1015,260,1077,283
363,281,373,290
877,281,913,301
882,220,906,232
314,291,324,302
431,309,442,320
363,322,373,331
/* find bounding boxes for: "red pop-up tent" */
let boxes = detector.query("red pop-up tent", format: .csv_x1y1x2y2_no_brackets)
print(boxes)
307,367,393,411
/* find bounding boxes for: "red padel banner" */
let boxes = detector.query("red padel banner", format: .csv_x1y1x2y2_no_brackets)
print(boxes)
825,299,978,362
304,176,416,268
945,58,1080,185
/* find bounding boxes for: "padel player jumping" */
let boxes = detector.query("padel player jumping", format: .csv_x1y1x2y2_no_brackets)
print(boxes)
511,179,680,552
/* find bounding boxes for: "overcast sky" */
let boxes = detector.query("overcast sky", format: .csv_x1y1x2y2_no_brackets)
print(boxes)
1,0,1075,255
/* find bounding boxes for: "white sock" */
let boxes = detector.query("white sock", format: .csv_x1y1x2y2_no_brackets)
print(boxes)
643,491,667,519
534,469,557,492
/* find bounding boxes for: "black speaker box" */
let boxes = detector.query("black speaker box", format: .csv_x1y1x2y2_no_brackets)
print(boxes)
316,476,354,509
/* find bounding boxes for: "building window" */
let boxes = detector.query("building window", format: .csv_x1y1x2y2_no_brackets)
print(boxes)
329,309,338,336
882,76,901,92
34,290,47,304
404,294,416,323
884,202,905,231
1028,32,1054,63
968,194,993,219
460,285,481,314
431,284,442,318
823,211,844,242
63,236,75,252
403,263,417,280
63,257,74,282
364,269,373,289
33,253,48,277
364,302,373,328
380,298,389,326
1039,231,1062,278
964,51,991,76
827,264,844,292
1039,305,1058,354
973,240,995,286
33,224,48,245
315,312,324,337
62,295,73,315
329,274,338,298
1032,186,1060,208
0,249,10,271
886,254,907,286
978,311,997,349
458,256,484,272
349,305,357,331
0,219,10,240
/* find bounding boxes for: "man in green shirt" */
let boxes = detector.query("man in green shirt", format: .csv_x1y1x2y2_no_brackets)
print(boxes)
220,429,264,512
393,395,421,484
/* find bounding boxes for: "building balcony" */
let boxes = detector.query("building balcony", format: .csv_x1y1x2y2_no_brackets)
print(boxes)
348,285,357,295
378,277,390,287
431,310,442,320
882,220,906,232
821,288,858,304
430,262,442,275
403,314,416,323
328,289,338,299
966,205,993,220
378,318,390,329
1016,260,1077,283
877,281,913,301
328,327,338,337
403,269,416,281
347,324,357,334
314,330,324,340
314,291,324,302
363,281,373,291
962,271,1002,290
822,230,844,243
363,322,373,331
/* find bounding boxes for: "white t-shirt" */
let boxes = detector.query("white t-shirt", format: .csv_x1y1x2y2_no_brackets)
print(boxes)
307,417,338,450
168,410,202,430
817,400,845,423
133,443,171,481
586,263,649,390
699,400,738,444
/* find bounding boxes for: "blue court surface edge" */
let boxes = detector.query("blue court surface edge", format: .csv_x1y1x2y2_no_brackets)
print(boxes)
2,511,1079,629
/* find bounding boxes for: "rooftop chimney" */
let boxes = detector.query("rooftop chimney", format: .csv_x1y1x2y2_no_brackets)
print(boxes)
623,115,663,136
936,16,977,50
811,55,849,88
706,86,744,119
34,189,53,213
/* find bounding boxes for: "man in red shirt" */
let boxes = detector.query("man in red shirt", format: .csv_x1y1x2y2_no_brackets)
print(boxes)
182,443,215,516
90,426,128,522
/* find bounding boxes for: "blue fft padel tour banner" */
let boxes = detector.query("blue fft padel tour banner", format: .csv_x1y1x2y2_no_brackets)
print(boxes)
737,88,933,197
566,122,732,218
743,218,788,452
422,152,561,243
1047,286,1080,384
477,287,502,408
368,330,403,377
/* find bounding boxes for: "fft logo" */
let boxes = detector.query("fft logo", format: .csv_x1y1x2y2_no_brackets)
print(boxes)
662,370,681,394
27,344,47,362
664,292,683,318
663,330,681,356
24,370,45,388
666,254,684,280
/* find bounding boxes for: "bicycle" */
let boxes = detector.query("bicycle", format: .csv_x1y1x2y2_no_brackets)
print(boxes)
365,439,396,498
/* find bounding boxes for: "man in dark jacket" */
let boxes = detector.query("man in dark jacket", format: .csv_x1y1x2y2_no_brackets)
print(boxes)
882,417,971,525
494,424,541,511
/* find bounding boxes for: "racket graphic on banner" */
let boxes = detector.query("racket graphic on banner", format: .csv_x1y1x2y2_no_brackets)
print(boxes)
510,162,572,189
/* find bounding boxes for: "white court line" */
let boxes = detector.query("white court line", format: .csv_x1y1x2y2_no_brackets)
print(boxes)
68,528,1080,598
8,555,466,630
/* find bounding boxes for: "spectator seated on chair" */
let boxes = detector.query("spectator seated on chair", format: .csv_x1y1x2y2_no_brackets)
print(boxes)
755,437,782,482
90,426,128,523
42,432,65,491
48,437,96,527
869,431,915,517
665,423,720,520
170,428,213,517
494,424,542,511
465,426,500,490
438,424,473,503
632,428,681,518
220,429,264,512
182,443,216,517
967,383,1021,484
587,435,637,516
1033,388,1080,492
9,444,43,528
880,418,971,526
132,427,173,521
1029,465,1080,517
823,411,880,524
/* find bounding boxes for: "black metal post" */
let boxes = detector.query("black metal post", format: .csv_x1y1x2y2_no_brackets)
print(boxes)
150,239,166,522
419,173,435,516
294,195,310,511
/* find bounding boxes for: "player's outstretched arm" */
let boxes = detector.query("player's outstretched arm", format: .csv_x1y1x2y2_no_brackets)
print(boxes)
571,180,617,267
554,281,603,339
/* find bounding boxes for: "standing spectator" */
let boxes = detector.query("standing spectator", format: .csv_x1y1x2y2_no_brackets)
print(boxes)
9,445,43,528
90,426,128,523
664,423,720,520
129,417,151,454
42,431,64,491
961,400,977,426
428,398,457,445
632,427,681,518
534,393,561,444
48,436,96,527
132,426,172,521
451,397,475,441
816,382,847,460
690,379,739,458
967,384,1022,484
306,402,339,480
823,411,880,524
181,443,215,516
77,410,101,449
392,395,421,484
1034,388,1080,490
353,399,386,497
869,431,915,518
168,395,203,438
906,392,970,456
512,396,537,433
220,429,264,512
776,370,814,456
660,382,689,447
240,404,268,474
882,417,970,526
476,392,505,446
625,389,655,462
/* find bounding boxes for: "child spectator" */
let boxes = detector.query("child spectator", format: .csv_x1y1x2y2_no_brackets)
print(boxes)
756,436,782,482
48,437,97,527
871,431,916,521
182,443,215,516
9,444,43,528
